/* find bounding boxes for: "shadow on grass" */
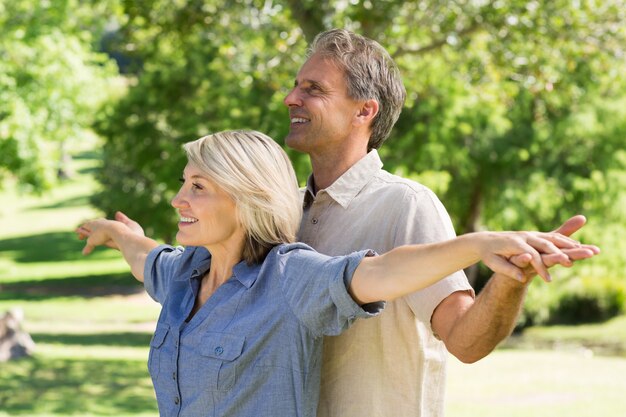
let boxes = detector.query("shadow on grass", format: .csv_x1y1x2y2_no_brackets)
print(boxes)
30,195,93,210
0,231,102,263
0,356,158,416
32,331,152,347
0,272,143,300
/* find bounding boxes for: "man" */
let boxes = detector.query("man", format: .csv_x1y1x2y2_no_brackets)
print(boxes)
283,29,596,417
109,28,596,417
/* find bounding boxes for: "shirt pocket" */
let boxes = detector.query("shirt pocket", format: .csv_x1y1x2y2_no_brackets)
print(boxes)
199,331,245,392
148,324,169,381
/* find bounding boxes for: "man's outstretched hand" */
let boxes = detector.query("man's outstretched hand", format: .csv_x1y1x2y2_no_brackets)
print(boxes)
508,215,600,283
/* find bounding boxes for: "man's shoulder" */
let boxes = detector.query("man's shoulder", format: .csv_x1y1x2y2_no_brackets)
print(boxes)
368,169,440,203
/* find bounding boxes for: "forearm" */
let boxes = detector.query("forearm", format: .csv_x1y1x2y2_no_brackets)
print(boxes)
351,234,483,304
441,274,528,363
83,220,159,282
108,224,159,282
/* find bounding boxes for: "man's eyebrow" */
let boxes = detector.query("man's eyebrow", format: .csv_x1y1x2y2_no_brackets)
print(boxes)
300,79,327,90
295,78,322,86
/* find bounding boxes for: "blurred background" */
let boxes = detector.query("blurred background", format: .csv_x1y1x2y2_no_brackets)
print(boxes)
1,0,625,416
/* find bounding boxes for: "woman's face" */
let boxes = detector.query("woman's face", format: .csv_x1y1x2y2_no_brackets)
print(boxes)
171,162,245,253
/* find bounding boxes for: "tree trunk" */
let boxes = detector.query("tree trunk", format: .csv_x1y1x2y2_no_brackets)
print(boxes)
462,180,484,288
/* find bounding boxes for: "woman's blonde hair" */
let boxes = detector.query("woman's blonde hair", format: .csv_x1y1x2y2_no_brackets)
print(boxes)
183,130,302,264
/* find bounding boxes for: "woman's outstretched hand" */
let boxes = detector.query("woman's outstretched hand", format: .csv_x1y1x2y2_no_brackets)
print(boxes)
478,229,599,283
76,211,145,254
506,215,600,283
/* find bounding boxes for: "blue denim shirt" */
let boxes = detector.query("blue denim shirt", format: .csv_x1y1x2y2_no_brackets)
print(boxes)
144,242,383,417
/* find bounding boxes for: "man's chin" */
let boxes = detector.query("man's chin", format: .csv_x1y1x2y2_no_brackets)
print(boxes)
284,133,307,152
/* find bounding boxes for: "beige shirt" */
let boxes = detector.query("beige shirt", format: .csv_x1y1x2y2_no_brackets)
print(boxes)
299,150,474,417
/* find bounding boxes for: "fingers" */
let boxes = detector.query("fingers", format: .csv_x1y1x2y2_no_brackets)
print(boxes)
75,225,91,241
75,219,109,255
509,253,532,267
539,253,572,268
484,254,526,282
115,211,129,223
533,232,580,250
563,246,599,259
553,215,586,237
115,211,145,236
526,248,552,283
507,244,600,282
493,219,598,284
82,241,95,255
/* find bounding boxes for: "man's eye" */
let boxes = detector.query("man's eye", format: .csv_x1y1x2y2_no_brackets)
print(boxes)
192,183,203,190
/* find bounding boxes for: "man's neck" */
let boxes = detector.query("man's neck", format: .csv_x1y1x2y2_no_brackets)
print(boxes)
309,146,368,192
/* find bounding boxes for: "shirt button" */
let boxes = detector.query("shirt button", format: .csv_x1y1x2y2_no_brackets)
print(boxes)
174,396,180,405
172,372,176,380
311,218,318,224
214,346,224,355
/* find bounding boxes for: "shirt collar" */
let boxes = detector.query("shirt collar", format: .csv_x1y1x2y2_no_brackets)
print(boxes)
304,149,383,209
232,261,261,289
182,247,259,289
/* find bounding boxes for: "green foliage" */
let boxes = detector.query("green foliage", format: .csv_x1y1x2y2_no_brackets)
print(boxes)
521,276,626,328
93,0,310,241
91,0,626,248
550,278,626,324
0,0,120,191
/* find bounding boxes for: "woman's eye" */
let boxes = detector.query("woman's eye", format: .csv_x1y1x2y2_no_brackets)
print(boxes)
192,183,203,190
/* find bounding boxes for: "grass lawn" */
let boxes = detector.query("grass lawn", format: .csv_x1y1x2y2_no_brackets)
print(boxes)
0,151,160,416
1,149,625,416
446,349,626,417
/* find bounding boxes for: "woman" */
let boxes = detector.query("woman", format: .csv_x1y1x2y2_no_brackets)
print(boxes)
76,130,594,417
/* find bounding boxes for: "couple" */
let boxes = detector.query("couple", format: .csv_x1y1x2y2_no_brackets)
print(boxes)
76,30,599,417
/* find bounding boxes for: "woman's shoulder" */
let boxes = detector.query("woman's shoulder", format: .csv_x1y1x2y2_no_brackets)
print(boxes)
267,242,370,269
150,244,211,270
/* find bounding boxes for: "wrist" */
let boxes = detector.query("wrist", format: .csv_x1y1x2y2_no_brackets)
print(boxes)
493,271,532,289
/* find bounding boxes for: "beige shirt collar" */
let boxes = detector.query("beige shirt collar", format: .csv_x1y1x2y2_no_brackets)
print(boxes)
304,150,384,209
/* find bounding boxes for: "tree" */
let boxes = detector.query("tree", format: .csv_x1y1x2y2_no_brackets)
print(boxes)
93,0,308,241
0,0,119,190
93,0,626,270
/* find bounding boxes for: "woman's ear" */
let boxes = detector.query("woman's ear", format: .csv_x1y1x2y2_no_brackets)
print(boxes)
355,99,379,127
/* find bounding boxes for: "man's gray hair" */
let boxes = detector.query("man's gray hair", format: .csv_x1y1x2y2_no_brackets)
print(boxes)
309,29,406,151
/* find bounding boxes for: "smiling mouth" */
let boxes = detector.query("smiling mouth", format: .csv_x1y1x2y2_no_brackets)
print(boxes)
290,117,309,124
179,216,198,224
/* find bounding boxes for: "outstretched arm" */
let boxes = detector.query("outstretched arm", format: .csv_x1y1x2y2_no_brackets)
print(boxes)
76,217,159,282
432,215,600,363
349,229,590,305
95,211,146,251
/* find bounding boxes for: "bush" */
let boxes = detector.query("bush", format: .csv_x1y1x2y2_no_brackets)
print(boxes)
517,276,626,329
548,278,626,324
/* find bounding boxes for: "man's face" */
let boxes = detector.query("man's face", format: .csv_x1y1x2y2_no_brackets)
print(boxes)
283,53,363,154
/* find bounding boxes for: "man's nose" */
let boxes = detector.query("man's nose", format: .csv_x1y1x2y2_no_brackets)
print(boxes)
284,88,301,107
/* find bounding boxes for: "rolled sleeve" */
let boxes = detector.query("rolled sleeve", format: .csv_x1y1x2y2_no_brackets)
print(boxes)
275,245,384,338
144,244,184,304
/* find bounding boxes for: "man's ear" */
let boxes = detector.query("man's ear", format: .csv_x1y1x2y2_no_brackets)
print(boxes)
355,99,379,126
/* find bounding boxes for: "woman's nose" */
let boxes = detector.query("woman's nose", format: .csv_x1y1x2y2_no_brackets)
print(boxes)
171,190,186,208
